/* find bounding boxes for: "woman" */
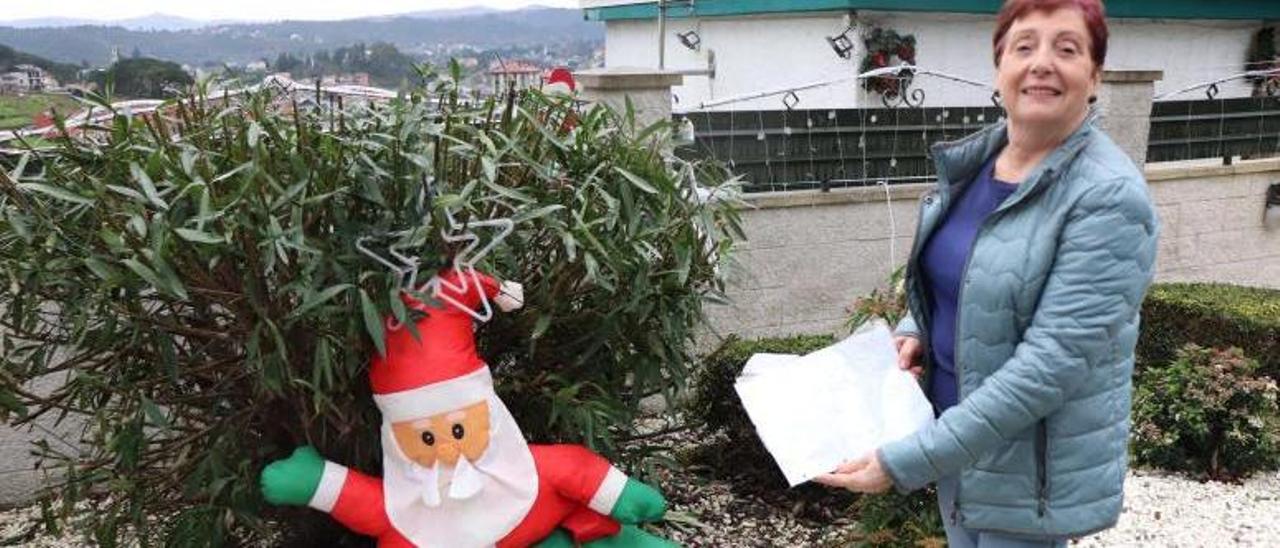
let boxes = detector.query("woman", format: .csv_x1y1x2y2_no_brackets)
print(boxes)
814,1,1159,546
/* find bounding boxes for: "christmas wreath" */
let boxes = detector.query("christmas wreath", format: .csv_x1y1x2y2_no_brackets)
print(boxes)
860,27,917,99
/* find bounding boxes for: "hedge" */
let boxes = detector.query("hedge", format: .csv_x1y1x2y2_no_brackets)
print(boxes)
1138,283,1280,378
689,334,836,441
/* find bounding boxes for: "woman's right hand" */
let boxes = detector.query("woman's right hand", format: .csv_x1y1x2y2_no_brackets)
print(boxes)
894,335,924,379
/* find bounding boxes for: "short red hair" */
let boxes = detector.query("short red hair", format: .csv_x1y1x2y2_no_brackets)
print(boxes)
993,0,1108,68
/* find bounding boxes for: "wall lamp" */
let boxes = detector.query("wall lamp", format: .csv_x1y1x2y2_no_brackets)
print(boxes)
827,25,856,59
1265,182,1280,228
678,30,702,51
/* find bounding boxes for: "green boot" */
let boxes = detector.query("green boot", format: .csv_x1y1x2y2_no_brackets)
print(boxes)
533,529,575,548
584,524,679,548
260,445,326,506
609,478,667,524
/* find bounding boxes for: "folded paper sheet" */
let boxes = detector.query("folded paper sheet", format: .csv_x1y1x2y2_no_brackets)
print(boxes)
734,323,935,486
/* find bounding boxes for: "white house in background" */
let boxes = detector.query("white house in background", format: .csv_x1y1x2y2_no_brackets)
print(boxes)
581,1,1280,111
0,64,57,94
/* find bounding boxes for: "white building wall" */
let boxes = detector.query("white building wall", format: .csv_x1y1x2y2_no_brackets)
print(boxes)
605,12,1261,111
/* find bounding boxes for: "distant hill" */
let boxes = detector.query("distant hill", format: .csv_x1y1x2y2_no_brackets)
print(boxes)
1,13,233,32
0,8,601,67
0,44,79,82
2,17,99,29
387,7,502,20
112,14,215,31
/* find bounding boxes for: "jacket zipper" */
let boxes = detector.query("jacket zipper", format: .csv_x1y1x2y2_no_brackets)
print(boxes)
948,198,1006,526
948,174,1054,524
1036,419,1049,517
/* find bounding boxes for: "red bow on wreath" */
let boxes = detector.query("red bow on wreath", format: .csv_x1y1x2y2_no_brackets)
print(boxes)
860,28,917,99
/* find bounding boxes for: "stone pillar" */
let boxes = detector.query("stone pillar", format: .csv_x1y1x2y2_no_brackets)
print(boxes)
574,68,684,131
1095,70,1163,167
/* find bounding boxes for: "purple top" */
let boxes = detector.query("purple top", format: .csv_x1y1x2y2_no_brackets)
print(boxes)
920,156,1019,412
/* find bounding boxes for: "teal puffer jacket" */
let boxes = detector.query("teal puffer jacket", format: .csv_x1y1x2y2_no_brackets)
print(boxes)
879,115,1159,538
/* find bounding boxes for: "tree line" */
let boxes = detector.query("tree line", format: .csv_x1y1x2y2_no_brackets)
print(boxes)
271,42,418,88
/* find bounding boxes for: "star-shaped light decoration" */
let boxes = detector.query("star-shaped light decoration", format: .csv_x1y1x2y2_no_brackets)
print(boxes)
357,204,521,325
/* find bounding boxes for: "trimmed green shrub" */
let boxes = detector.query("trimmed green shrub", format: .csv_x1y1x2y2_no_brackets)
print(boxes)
685,335,843,511
686,297,943,542
1138,283,1280,379
0,68,741,545
689,334,835,446
1132,344,1280,480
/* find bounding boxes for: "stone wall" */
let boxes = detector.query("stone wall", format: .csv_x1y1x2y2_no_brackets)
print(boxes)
1147,159,1280,288
704,158,1280,341
0,373,77,508
703,183,923,340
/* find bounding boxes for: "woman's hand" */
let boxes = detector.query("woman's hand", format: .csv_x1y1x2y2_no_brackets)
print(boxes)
813,451,893,494
894,335,924,379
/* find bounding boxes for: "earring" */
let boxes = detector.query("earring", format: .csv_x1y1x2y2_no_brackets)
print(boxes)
991,90,1004,109
1088,95,1098,104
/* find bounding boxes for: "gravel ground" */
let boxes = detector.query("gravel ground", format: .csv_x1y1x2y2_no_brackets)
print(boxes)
647,464,1280,547
1075,468,1280,547
5,461,1278,547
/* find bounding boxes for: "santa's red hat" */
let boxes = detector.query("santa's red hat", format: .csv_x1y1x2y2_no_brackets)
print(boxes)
544,67,576,96
369,268,522,422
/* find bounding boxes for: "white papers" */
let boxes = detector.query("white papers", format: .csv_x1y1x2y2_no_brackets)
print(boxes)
733,322,935,487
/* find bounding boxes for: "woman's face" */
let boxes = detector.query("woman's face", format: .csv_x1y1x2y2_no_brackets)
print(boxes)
995,8,1100,129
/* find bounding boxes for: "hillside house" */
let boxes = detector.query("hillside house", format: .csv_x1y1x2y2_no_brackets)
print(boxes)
321,72,372,87
488,61,544,93
582,0,1280,110
0,64,57,94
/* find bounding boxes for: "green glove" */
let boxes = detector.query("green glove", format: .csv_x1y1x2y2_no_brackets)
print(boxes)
260,445,326,506
534,528,575,548
584,524,679,548
609,478,667,524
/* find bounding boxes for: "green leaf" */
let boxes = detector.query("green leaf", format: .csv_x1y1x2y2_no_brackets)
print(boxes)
289,284,353,319
140,397,171,431
360,289,387,358
121,258,165,292
7,151,30,181
0,390,29,421
5,210,33,243
514,204,565,223
481,156,497,183
531,314,552,339
16,183,95,206
615,167,658,194
105,185,147,203
83,258,120,282
174,228,223,245
130,163,168,210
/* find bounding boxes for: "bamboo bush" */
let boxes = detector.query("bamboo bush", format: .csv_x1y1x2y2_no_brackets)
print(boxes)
0,66,743,545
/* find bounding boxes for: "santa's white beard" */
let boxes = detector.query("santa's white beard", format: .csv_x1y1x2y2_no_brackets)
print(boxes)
399,450,486,507
381,395,539,547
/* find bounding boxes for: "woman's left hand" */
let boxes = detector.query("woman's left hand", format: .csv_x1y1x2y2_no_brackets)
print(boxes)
813,451,893,494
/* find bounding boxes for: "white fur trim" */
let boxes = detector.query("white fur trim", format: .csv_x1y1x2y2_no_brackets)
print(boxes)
588,466,629,516
374,367,493,422
308,462,348,513
495,281,524,312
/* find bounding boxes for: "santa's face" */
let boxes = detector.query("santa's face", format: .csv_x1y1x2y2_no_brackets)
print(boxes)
390,400,490,467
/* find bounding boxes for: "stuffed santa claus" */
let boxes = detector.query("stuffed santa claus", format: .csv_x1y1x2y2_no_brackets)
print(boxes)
260,268,674,547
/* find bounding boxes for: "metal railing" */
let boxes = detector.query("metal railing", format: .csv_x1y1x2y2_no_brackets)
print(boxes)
677,104,1003,192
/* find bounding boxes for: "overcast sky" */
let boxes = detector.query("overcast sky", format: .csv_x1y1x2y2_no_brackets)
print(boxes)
2,1,580,23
